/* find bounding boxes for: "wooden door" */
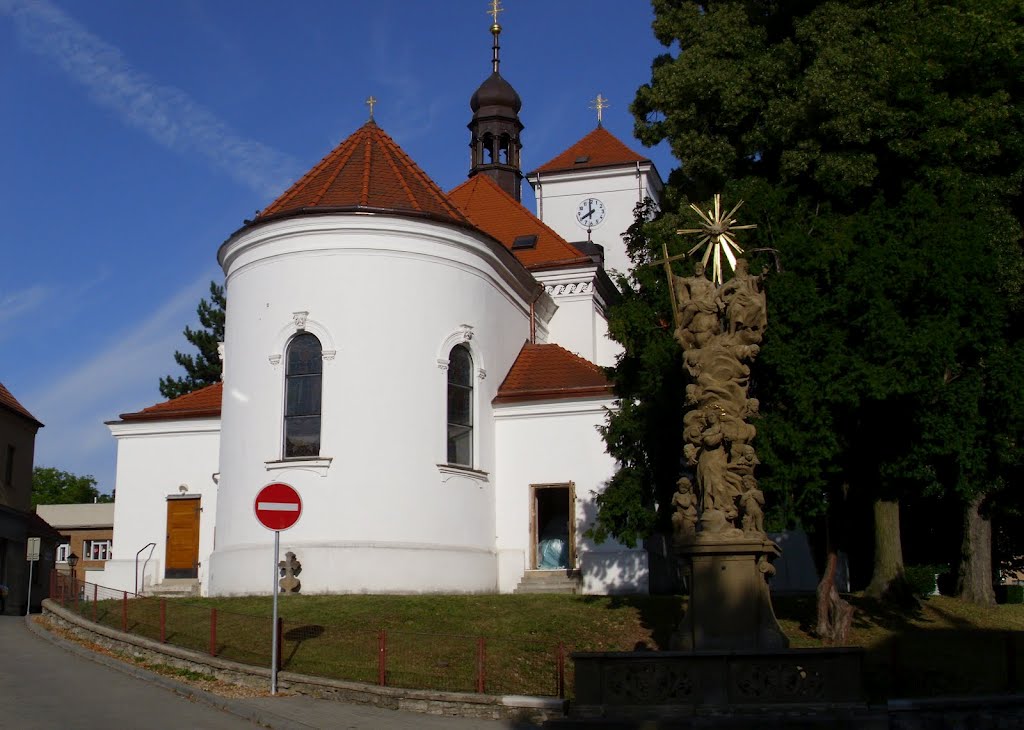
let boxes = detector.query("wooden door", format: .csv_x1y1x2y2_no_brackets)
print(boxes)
165,498,200,579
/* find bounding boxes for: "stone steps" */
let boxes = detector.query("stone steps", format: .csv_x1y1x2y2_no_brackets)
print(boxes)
514,569,580,594
144,579,200,598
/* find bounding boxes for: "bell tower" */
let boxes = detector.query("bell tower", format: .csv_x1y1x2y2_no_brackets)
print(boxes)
468,2,524,201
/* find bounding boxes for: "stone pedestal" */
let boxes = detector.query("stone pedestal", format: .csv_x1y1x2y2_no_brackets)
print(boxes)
673,536,788,651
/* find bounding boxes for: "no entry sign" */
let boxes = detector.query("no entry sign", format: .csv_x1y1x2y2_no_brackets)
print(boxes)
254,482,302,531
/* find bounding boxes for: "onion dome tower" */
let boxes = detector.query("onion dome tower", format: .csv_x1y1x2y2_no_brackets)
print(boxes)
468,4,524,202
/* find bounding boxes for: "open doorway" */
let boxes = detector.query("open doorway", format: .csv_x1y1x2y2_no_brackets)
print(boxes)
530,483,575,571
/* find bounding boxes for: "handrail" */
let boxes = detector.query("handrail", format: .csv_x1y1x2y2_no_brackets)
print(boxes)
135,543,156,597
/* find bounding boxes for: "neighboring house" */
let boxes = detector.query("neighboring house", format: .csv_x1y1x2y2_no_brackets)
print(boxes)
36,503,115,584
0,381,60,613
94,18,661,598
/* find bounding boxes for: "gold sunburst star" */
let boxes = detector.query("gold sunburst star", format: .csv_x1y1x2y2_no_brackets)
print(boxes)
676,194,757,285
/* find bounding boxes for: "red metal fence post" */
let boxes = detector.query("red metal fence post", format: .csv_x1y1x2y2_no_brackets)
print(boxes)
476,638,486,694
92,584,98,623
275,617,283,671
378,629,387,686
556,641,566,699
209,607,218,657
121,591,127,632
73,577,79,611
160,599,166,644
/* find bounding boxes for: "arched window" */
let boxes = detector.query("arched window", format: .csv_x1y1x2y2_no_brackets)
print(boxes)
284,333,322,458
447,345,473,466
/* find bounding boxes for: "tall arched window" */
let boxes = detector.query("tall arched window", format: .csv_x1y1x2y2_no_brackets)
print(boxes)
447,345,473,466
284,333,322,458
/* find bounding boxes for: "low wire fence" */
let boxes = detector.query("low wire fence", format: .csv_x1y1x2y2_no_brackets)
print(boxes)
50,572,568,697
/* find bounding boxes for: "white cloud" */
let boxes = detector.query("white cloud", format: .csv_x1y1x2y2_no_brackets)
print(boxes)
2,0,299,197
22,272,215,489
0,284,52,325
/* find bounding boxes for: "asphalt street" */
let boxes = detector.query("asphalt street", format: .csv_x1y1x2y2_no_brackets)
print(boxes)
0,615,256,729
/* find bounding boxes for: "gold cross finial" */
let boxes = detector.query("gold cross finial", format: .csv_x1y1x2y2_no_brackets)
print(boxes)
488,0,503,27
365,95,377,121
590,93,609,126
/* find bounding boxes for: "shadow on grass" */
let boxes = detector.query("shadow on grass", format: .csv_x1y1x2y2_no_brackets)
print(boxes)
577,594,685,650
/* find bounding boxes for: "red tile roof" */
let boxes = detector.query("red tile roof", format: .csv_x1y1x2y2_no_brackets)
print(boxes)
120,383,223,422
447,174,592,270
0,381,42,426
494,344,611,404
257,121,469,228
530,127,648,175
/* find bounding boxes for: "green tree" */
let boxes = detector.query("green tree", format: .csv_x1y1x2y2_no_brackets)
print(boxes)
604,0,1024,601
159,281,226,400
32,467,112,506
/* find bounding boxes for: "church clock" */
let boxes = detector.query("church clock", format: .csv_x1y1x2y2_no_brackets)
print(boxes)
575,197,606,228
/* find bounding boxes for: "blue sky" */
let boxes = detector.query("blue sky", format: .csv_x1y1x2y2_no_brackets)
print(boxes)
1,0,678,494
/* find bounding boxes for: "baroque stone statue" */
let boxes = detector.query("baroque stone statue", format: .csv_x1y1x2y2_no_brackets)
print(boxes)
653,196,770,540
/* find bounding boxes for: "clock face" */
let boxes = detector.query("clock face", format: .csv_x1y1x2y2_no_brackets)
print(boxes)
576,197,606,228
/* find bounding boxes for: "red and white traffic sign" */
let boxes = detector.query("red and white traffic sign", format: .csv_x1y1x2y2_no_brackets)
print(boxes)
254,482,302,531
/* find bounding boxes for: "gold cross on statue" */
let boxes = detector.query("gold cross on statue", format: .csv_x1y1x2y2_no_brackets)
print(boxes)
590,94,609,126
488,0,503,26
676,194,757,285
365,95,377,121
646,242,689,330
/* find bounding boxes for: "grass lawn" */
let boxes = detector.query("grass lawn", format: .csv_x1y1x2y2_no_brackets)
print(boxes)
66,589,1024,700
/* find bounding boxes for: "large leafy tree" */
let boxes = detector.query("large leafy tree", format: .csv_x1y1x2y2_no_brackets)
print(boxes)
32,467,112,506
596,0,1024,601
159,281,226,400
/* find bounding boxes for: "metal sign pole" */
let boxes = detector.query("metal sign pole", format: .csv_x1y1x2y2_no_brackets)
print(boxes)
25,560,33,617
271,529,280,695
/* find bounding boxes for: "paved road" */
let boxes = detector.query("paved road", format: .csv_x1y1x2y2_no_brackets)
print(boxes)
2,616,533,729
0,615,257,730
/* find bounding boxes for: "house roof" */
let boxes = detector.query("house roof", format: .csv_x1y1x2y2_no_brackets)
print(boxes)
254,121,470,229
36,503,115,529
493,343,611,404
447,174,593,270
26,511,64,541
0,381,42,427
119,383,223,422
529,126,648,176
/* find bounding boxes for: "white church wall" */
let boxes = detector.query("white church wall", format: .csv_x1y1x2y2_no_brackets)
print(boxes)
209,214,536,595
530,165,660,281
494,397,648,595
531,268,622,368
96,418,220,594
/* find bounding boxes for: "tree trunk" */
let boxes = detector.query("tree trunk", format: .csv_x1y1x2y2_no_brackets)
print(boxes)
816,551,853,645
865,498,913,602
956,492,996,606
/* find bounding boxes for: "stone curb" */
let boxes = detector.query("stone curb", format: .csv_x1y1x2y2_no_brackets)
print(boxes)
26,612,316,730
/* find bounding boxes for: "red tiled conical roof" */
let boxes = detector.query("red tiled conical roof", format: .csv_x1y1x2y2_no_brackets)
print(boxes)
256,121,469,227
530,127,648,175
0,381,42,426
494,344,611,404
448,174,592,271
120,383,223,422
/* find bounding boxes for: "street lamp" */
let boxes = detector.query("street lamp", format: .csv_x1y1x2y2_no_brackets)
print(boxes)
67,552,79,602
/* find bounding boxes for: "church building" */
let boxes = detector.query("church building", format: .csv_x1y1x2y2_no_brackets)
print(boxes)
94,16,663,597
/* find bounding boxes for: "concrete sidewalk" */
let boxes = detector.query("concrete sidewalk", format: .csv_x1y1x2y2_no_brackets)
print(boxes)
25,615,535,729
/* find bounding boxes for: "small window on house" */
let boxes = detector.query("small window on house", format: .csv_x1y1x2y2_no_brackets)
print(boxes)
447,345,473,466
284,333,323,458
56,543,70,563
83,540,112,561
574,155,590,165
3,444,13,485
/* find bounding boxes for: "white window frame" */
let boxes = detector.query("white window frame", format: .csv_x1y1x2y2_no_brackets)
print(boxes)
56,542,70,563
83,539,112,561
